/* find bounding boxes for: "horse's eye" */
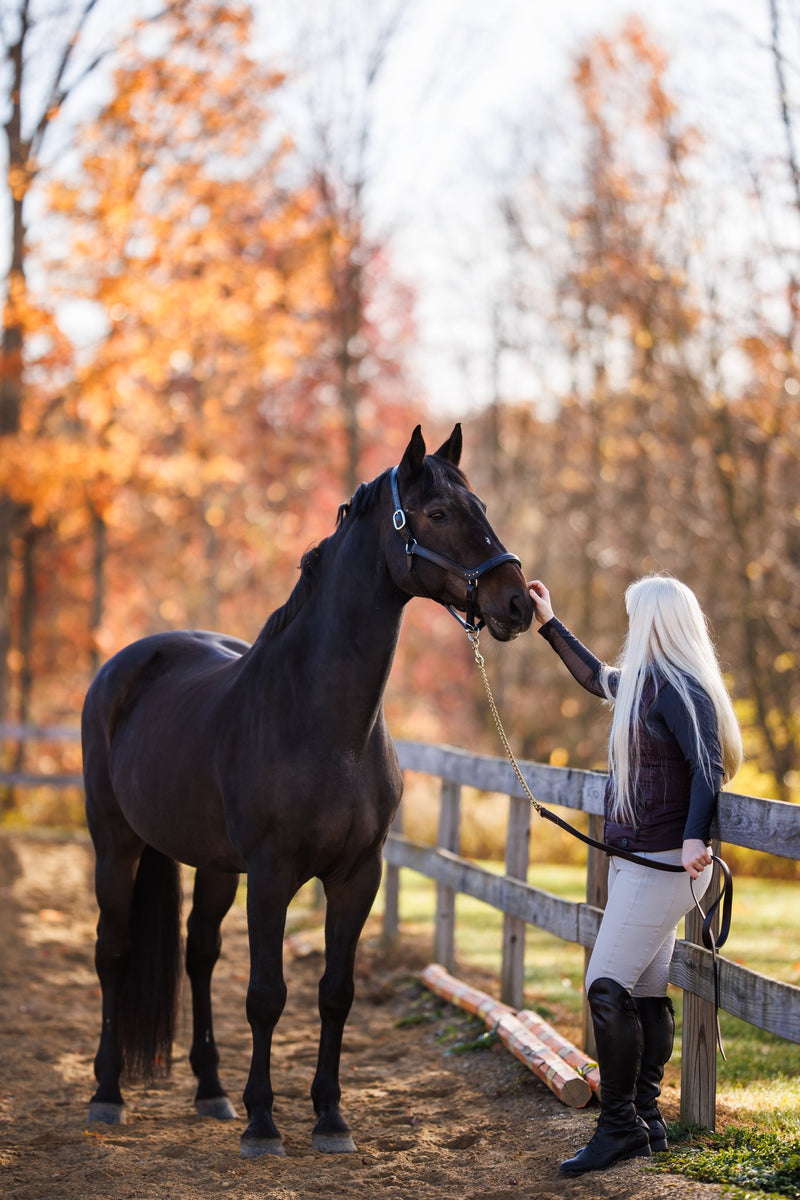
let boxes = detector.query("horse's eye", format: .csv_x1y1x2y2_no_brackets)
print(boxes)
427,509,447,522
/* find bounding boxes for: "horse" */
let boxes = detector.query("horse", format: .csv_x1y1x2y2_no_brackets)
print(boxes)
81,423,533,1158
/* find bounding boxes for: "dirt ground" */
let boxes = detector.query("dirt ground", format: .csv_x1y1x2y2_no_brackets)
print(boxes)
0,833,727,1200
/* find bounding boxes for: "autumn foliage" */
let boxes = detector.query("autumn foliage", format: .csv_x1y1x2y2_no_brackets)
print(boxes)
0,9,797,834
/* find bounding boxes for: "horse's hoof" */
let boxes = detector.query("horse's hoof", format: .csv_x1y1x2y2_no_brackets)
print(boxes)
196,1095,237,1120
88,1101,126,1125
240,1137,286,1158
312,1131,357,1153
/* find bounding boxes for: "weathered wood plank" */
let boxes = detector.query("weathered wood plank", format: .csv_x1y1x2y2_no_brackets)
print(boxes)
583,814,609,1056
396,741,800,860
0,723,81,741
713,791,800,859
680,890,719,1129
381,807,403,946
384,835,581,942
669,944,800,1044
0,772,83,788
501,794,531,1008
434,780,460,971
395,740,606,816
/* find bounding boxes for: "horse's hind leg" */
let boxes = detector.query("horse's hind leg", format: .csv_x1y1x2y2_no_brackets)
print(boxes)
88,828,144,1123
187,868,239,1119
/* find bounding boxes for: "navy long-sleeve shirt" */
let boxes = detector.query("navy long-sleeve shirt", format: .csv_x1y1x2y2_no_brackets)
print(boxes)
539,617,723,850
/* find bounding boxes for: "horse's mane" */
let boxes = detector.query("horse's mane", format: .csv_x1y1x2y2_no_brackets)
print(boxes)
255,470,390,643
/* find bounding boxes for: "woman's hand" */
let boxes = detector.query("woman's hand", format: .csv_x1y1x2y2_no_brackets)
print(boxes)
682,838,712,879
527,580,554,627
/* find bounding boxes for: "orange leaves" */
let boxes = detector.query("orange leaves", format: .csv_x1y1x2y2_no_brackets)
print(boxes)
0,437,107,526
7,164,33,202
0,0,425,741
572,15,698,218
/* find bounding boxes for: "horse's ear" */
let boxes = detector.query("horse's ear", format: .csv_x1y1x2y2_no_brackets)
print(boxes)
434,423,462,466
398,424,426,480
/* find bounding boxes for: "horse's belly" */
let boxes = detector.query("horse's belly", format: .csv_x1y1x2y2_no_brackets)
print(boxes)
110,747,244,872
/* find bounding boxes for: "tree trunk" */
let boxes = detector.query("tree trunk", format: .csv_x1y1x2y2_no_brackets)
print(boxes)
0,24,29,728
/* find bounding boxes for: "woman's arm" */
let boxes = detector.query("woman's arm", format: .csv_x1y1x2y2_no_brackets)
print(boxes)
658,681,724,854
528,580,614,699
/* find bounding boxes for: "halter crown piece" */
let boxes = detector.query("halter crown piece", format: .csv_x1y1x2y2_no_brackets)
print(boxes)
389,466,521,632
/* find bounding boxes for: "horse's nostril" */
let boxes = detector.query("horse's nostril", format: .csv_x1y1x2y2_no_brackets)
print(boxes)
509,589,533,627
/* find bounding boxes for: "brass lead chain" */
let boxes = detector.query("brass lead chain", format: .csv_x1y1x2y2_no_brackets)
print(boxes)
467,629,544,818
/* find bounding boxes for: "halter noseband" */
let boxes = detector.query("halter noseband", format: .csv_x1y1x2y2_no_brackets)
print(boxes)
390,466,521,632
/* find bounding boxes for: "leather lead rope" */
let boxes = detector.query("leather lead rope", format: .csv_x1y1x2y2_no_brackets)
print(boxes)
467,626,732,1057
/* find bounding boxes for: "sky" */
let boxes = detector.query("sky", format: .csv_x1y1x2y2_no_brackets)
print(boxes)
359,0,788,412
15,0,797,413
248,0,792,413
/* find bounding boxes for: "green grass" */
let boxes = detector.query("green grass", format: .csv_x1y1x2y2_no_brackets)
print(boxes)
375,862,800,1198
650,1123,800,1199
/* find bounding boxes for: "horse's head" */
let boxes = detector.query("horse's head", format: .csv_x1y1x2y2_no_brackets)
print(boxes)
386,425,533,641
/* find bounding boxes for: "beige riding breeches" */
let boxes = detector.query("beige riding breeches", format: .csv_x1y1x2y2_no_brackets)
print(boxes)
585,848,713,997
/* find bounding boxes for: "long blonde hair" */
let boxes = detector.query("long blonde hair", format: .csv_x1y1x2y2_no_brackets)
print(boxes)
603,575,743,826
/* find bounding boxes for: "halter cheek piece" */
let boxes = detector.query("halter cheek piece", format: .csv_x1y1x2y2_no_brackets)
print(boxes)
390,466,521,632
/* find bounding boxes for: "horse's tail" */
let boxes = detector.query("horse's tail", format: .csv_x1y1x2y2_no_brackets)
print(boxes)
119,845,183,1082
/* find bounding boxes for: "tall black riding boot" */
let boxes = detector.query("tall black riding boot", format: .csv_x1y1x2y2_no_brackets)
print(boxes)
634,995,675,1153
559,977,651,1176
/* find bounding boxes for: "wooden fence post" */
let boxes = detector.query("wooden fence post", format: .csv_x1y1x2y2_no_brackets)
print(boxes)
680,843,721,1130
501,793,531,1008
434,779,461,970
381,802,403,945
582,815,609,1056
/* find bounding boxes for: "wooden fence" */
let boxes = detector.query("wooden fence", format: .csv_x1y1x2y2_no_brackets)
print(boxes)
384,739,800,1131
0,723,82,789
4,723,798,1129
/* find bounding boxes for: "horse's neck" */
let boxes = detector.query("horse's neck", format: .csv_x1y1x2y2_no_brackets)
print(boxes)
245,518,407,738
307,522,407,685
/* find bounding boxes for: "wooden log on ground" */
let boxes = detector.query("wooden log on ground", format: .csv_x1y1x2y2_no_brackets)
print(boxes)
421,963,514,1023
493,1011,592,1108
516,1008,601,1094
421,964,592,1109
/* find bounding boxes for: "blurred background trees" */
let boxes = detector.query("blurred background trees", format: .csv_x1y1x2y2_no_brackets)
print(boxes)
0,0,797,820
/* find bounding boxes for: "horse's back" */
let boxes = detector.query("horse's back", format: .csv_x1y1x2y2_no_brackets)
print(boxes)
83,630,249,746
82,630,252,869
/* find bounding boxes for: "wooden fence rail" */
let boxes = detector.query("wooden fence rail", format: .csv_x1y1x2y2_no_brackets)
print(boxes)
386,739,800,1131
0,722,83,789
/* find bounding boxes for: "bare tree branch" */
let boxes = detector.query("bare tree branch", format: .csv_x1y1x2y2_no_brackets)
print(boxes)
768,0,800,216
30,0,104,158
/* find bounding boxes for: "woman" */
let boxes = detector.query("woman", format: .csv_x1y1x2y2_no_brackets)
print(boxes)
528,575,742,1177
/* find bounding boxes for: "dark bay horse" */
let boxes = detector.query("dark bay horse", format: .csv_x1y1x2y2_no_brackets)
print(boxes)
82,424,532,1158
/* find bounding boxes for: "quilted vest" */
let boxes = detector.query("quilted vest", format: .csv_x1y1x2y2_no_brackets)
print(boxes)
603,687,695,853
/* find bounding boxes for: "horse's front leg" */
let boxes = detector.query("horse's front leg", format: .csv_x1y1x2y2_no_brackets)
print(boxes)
311,853,382,1153
187,867,240,1120
240,859,291,1158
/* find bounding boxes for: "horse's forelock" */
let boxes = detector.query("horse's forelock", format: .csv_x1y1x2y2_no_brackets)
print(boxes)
426,453,469,496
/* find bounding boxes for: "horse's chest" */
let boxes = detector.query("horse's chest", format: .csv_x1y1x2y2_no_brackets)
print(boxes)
227,746,401,863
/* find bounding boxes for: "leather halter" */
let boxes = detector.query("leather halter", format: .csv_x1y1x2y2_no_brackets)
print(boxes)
389,466,521,632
